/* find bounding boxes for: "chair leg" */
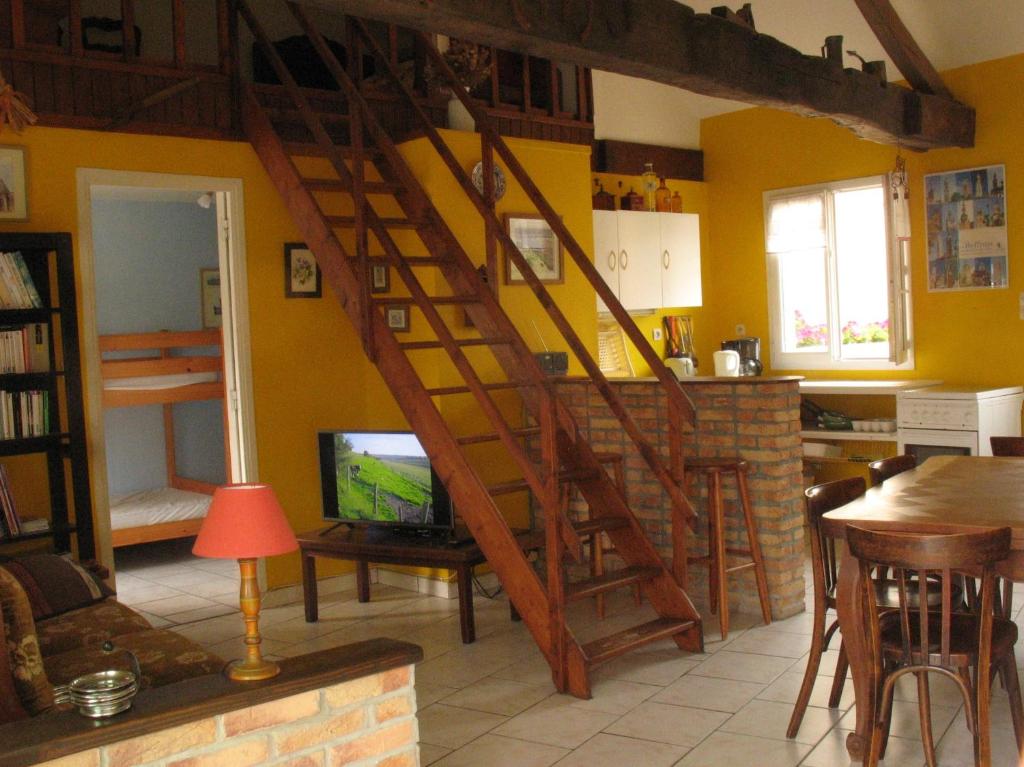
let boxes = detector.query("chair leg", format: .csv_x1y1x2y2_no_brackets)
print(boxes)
916,671,936,767
710,470,729,639
828,641,848,709
736,467,772,626
787,599,829,738
877,666,897,762
999,652,1024,752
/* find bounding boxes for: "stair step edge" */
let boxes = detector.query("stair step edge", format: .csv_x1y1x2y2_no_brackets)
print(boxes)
581,617,699,667
571,516,630,536
566,566,660,602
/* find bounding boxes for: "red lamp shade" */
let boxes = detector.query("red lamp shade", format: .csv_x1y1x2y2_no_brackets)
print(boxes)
193,484,298,559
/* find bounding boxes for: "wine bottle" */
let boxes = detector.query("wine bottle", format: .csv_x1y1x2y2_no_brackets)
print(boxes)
655,177,671,212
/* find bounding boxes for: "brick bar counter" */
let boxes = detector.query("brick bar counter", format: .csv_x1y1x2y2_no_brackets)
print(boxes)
0,639,422,767
554,376,806,620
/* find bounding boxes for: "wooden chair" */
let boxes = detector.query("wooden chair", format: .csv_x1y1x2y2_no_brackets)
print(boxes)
867,454,916,486
787,476,865,738
846,525,1024,767
683,457,771,640
990,436,1024,456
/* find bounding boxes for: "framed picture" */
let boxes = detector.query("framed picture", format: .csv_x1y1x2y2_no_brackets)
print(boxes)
504,214,563,284
0,146,28,221
284,243,322,298
924,164,1008,291
200,268,222,329
370,262,390,293
385,304,410,332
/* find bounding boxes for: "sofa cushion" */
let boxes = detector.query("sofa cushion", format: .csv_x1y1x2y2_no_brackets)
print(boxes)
0,567,53,715
36,599,153,657
1,554,113,621
45,628,224,689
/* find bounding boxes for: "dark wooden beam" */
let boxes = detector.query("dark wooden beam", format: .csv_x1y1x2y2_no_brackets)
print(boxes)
307,0,974,150
593,139,703,182
853,0,949,97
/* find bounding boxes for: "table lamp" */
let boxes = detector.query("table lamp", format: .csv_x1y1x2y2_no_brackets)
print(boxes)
193,483,297,681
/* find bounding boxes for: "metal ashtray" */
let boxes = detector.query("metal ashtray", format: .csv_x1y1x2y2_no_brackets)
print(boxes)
69,669,139,718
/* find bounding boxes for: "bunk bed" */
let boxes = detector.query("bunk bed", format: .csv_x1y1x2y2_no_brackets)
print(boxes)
99,329,229,547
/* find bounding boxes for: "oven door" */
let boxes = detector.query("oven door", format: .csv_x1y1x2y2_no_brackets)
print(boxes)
897,428,979,461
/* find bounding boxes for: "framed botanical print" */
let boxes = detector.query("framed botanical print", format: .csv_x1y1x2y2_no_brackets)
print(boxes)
284,243,322,298
370,262,390,293
385,304,410,332
504,214,564,284
0,146,28,221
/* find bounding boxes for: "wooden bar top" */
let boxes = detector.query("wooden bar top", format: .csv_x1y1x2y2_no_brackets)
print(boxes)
0,638,423,767
554,375,803,385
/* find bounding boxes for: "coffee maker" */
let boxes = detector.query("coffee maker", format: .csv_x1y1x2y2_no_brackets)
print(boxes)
721,337,763,376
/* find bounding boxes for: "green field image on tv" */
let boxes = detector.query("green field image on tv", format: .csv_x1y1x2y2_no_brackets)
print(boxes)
334,436,434,524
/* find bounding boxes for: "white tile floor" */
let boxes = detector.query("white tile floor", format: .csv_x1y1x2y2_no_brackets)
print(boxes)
114,542,1024,767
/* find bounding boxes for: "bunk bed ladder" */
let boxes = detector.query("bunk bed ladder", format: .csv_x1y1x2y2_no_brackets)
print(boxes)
237,0,704,698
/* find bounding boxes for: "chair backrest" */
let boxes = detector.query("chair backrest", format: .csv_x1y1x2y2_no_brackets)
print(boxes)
867,454,916,486
846,525,1011,668
990,436,1024,456
805,477,866,600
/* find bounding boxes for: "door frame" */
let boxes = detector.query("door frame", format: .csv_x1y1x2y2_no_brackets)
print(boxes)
75,169,257,570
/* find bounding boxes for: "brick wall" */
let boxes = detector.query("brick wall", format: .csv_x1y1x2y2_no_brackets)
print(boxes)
33,665,419,767
553,378,805,619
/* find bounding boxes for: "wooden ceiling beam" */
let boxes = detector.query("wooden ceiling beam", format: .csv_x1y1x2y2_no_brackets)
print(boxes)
309,0,973,150
853,0,950,97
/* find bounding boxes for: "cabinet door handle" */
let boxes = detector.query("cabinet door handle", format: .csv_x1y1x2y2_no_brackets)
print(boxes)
663,250,670,269
608,251,617,270
620,250,628,270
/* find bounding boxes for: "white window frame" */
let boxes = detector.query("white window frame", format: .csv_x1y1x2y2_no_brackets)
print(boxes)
763,175,913,371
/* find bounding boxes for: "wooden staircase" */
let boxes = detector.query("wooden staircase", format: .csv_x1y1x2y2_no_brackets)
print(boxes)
238,0,703,698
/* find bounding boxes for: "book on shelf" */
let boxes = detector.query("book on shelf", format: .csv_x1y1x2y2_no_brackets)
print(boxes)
0,323,49,374
0,464,20,537
0,389,49,439
0,252,43,310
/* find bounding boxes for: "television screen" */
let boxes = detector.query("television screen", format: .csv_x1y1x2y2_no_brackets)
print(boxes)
318,430,453,532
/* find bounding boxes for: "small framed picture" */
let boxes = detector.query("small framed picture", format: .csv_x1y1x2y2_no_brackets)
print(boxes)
284,243,322,298
0,146,28,221
504,214,563,284
385,304,410,332
370,262,390,293
200,268,222,329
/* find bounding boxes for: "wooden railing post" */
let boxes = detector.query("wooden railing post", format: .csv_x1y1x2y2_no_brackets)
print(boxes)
69,0,83,56
347,17,373,360
481,133,498,291
121,0,137,61
172,0,187,68
540,389,566,691
669,398,689,588
10,0,24,49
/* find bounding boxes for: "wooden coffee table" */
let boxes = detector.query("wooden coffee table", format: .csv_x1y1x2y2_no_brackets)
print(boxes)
296,525,543,644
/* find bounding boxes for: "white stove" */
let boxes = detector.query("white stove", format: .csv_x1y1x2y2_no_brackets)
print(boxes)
897,384,1024,458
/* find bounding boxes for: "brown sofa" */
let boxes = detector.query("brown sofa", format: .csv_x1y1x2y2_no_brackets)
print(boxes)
0,556,223,722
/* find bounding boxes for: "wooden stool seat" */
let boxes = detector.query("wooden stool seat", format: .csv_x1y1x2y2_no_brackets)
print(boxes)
683,456,771,639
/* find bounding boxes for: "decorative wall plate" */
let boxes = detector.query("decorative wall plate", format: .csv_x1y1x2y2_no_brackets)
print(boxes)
472,161,507,201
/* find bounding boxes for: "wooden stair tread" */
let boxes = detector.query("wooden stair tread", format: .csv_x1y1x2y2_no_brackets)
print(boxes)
329,215,423,229
581,618,699,666
269,107,351,124
283,141,381,159
572,516,630,537
457,426,542,445
398,338,511,350
566,566,660,602
428,382,530,396
303,177,402,194
488,468,599,496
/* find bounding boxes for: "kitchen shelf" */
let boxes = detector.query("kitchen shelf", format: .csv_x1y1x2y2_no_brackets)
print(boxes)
801,429,897,442
800,380,942,396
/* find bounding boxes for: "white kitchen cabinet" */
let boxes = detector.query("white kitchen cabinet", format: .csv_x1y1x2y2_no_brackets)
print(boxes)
593,210,702,313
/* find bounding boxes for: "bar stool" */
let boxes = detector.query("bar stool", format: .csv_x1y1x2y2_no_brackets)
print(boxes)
683,456,772,639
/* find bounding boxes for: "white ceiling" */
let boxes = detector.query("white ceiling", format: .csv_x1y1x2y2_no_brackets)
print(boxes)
594,0,1024,149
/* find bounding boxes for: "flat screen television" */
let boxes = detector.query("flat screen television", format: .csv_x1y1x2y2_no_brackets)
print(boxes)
318,430,454,535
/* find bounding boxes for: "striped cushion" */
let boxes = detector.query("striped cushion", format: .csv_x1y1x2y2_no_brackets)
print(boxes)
1,555,113,621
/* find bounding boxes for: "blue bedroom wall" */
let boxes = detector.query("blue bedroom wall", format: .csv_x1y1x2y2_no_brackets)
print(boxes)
91,197,226,497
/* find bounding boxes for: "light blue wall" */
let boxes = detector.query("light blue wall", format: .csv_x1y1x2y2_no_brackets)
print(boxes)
91,198,227,497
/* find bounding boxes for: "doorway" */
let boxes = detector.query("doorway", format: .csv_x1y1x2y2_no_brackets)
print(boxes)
75,170,256,604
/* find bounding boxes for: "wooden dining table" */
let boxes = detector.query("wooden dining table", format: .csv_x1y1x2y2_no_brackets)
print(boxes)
821,455,1024,761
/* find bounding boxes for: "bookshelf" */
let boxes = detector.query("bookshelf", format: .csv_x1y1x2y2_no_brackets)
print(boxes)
0,233,93,560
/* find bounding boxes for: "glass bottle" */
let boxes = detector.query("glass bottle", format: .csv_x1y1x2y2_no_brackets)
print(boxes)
671,190,683,213
641,162,658,212
655,177,671,212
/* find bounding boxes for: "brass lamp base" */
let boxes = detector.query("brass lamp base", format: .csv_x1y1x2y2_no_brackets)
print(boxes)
227,557,280,682
227,657,280,682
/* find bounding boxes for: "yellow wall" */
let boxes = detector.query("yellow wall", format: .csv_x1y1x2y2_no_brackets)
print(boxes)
700,53,1024,389
593,172,712,376
0,124,598,588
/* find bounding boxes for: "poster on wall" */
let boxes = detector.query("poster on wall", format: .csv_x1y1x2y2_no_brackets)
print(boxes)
925,164,1007,291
